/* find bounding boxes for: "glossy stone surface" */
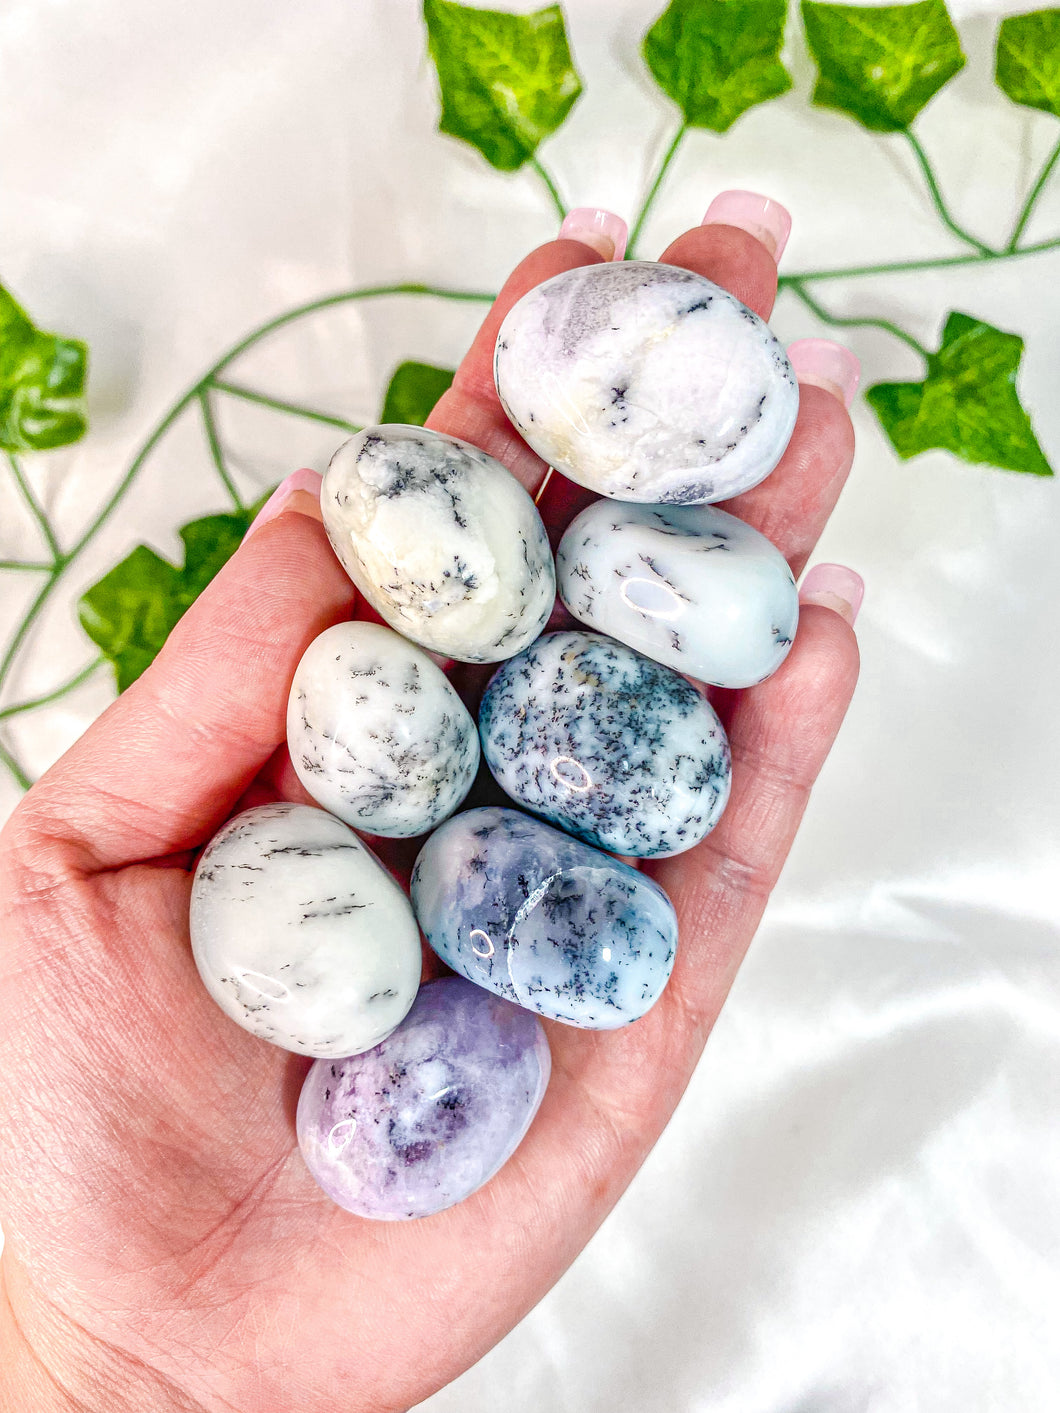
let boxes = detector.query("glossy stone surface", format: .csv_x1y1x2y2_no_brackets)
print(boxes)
556,500,798,689
287,620,479,838
190,803,421,1058
320,424,555,663
411,807,678,1029
479,631,730,858
493,261,798,505
296,977,550,1219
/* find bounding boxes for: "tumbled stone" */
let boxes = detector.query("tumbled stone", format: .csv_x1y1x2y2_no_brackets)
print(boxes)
287,620,479,838
320,424,555,663
410,807,678,1029
189,802,421,1058
494,261,798,505
479,630,730,857
556,500,798,688
296,976,550,1219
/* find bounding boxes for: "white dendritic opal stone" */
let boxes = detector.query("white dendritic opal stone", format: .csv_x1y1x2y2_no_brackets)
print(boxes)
556,501,799,689
320,425,555,663
189,803,421,1058
287,621,479,838
494,261,799,505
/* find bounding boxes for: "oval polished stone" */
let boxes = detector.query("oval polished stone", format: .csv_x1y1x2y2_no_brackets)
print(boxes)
297,976,550,1219
190,802,421,1058
320,424,555,663
556,500,798,689
287,620,479,838
410,807,678,1029
493,261,798,505
479,631,731,857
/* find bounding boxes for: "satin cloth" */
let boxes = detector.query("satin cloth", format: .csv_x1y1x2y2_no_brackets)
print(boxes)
2,2,1059,1408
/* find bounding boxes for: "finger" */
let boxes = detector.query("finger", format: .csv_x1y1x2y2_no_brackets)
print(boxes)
657,221,779,319
426,238,608,496
651,603,861,1037
13,480,356,872
521,602,861,1207
723,372,856,578
655,224,857,575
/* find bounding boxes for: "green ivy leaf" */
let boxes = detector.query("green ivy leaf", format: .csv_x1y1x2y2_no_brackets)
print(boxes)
79,506,265,691
642,0,791,132
422,0,582,170
0,282,88,452
380,361,455,426
995,9,1060,118
802,0,965,132
866,312,1053,476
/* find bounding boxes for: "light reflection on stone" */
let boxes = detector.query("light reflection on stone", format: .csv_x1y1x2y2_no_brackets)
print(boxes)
619,575,685,621
470,928,495,959
233,968,291,1002
327,1118,357,1156
549,755,592,792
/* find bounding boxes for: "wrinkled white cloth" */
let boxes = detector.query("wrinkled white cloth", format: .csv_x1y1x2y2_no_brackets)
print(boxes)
2,1,1059,1409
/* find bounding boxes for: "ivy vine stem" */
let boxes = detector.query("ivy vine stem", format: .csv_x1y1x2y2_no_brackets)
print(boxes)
0,282,496,791
198,388,245,512
0,739,30,792
778,230,1060,286
627,121,688,259
7,452,62,563
0,658,106,721
786,280,930,360
209,379,362,434
1007,132,1060,251
530,157,568,221
903,130,995,257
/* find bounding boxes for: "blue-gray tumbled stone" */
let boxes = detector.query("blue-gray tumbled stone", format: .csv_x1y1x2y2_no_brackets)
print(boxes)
410,807,678,1029
479,631,731,858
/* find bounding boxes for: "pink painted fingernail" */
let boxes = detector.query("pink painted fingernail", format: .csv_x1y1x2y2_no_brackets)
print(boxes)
787,339,861,409
559,207,628,261
799,563,864,625
245,467,323,538
702,190,792,261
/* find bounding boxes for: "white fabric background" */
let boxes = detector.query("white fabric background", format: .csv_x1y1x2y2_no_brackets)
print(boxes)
2,0,1060,1408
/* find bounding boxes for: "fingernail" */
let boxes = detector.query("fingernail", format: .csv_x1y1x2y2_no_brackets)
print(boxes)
245,467,323,538
702,190,792,261
799,563,864,625
559,207,628,262
787,339,861,409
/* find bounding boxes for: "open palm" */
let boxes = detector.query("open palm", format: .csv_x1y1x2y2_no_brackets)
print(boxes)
0,223,858,1413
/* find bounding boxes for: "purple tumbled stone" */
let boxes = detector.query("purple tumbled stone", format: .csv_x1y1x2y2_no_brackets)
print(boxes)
296,976,551,1219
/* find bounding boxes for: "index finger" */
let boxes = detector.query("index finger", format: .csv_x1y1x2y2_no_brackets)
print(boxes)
425,238,605,495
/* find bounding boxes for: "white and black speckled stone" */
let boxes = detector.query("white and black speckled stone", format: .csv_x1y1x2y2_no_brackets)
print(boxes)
287,621,479,838
479,631,731,858
189,803,421,1058
411,807,678,1029
556,500,798,689
494,261,798,505
320,425,555,663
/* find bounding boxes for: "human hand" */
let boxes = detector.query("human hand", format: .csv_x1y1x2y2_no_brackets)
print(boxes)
0,215,859,1413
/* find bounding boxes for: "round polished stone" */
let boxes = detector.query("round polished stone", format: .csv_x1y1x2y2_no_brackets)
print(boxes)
320,424,555,663
287,620,479,838
190,802,421,1058
479,631,730,857
494,260,798,505
296,977,550,1219
556,500,799,688
411,806,678,1029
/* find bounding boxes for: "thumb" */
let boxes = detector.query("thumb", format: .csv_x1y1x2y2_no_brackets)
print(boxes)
16,471,356,872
